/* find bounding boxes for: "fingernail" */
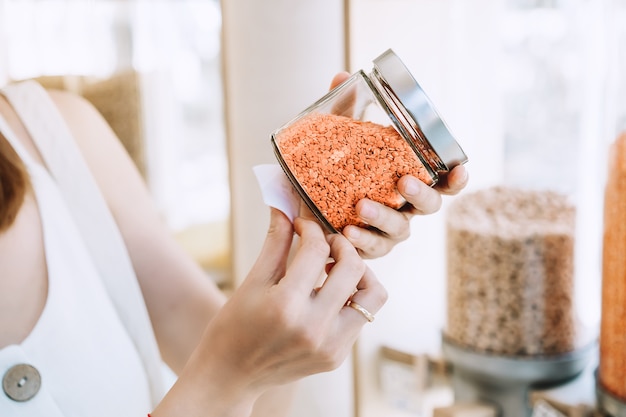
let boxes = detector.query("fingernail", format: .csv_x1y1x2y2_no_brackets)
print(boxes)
359,201,378,220
460,166,469,184
344,226,361,240
404,177,420,196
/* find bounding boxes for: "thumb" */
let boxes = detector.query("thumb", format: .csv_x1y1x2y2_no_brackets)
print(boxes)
330,71,350,90
247,208,295,286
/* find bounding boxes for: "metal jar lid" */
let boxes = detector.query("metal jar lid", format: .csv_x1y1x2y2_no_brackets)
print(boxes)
373,49,468,169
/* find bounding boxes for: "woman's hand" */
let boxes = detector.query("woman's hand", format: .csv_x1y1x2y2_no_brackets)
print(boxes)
327,72,469,259
153,208,387,417
343,164,468,258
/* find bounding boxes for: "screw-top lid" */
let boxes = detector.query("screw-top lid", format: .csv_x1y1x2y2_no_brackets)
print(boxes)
373,49,468,169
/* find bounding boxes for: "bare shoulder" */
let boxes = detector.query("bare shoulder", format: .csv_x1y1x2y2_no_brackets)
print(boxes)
46,88,136,171
47,89,111,138
47,88,98,118
47,87,87,104
45,87,147,214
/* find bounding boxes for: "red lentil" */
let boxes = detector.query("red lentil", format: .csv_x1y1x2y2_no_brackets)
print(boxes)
276,112,432,231
600,131,626,401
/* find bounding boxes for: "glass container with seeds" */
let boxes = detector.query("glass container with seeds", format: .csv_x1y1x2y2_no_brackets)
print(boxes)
271,49,468,233
598,132,626,408
444,186,589,357
598,11,626,406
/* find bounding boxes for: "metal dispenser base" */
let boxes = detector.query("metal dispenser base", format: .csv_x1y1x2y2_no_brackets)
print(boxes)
597,380,626,417
442,335,596,417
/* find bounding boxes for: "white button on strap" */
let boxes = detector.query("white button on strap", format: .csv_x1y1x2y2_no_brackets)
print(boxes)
3,364,41,402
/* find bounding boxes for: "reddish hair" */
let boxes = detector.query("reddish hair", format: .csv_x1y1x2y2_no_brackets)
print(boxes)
0,133,29,231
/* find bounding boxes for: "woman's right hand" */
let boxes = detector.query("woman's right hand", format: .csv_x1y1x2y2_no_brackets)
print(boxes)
152,208,387,417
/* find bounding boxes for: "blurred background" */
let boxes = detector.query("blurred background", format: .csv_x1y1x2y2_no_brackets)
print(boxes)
1,0,624,416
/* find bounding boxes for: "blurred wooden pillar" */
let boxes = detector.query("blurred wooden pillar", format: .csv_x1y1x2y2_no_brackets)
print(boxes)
221,0,346,284
220,1,354,416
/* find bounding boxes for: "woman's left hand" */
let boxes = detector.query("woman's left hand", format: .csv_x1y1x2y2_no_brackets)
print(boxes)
326,72,470,259
343,164,468,258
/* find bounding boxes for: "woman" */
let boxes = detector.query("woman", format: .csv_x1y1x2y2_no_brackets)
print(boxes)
0,73,468,416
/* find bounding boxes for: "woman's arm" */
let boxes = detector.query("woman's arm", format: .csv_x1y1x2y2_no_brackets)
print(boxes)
48,89,225,373
49,90,328,417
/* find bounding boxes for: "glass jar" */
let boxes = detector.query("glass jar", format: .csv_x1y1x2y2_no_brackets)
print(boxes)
271,49,468,233
598,1,626,409
599,133,626,407
441,185,598,415
444,186,584,357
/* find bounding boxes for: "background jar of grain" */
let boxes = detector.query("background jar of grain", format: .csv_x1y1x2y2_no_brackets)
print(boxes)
271,49,467,233
598,134,626,407
444,186,586,357
597,2,626,408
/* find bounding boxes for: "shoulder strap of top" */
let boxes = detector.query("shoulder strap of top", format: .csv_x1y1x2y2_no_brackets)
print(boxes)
0,80,166,405
0,111,39,169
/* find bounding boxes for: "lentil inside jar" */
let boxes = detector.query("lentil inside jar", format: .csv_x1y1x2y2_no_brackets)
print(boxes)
274,112,434,232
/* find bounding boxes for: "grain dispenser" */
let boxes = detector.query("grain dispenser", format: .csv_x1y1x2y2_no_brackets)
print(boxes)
442,186,596,417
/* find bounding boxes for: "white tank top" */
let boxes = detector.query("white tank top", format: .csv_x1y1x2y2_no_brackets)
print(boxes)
0,81,165,416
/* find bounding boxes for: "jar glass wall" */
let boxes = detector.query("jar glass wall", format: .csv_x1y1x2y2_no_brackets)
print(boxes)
598,0,626,408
